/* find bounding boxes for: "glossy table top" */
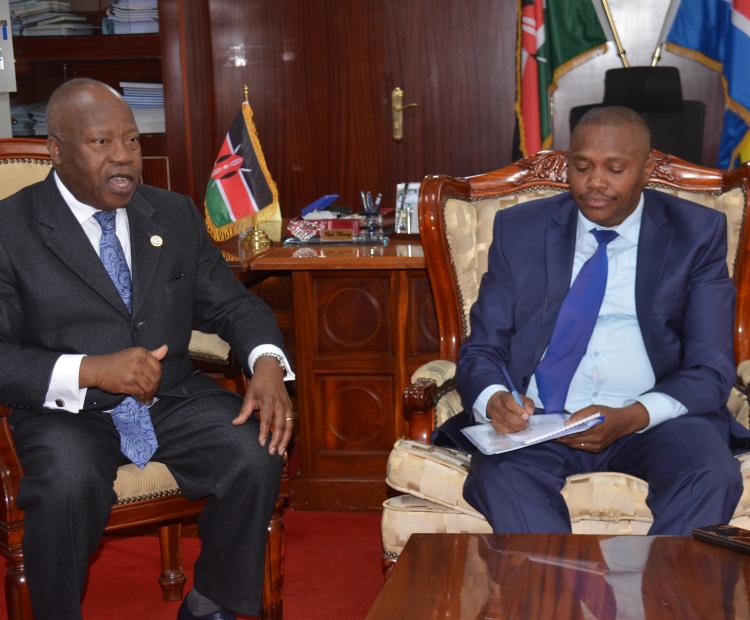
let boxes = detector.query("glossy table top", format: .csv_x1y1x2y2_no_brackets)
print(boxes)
219,236,424,272
366,533,750,619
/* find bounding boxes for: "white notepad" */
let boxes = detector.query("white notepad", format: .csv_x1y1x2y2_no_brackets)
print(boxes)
461,412,604,455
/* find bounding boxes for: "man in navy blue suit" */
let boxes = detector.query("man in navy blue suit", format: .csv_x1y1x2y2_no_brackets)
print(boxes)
457,106,745,535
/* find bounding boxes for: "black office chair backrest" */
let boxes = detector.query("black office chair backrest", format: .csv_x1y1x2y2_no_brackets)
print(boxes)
569,67,706,165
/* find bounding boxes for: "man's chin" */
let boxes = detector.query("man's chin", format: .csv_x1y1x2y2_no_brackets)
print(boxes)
579,205,611,224
98,190,136,210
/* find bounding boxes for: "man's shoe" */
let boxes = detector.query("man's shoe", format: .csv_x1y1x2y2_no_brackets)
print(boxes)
177,598,236,620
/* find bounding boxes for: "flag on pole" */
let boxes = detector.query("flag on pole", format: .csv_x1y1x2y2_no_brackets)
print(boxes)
516,0,608,156
665,0,750,169
204,98,280,241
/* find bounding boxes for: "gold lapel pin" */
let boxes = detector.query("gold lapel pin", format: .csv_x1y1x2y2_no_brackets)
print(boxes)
150,235,163,247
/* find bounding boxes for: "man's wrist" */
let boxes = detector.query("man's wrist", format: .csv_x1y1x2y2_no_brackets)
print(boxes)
253,353,286,377
624,401,649,433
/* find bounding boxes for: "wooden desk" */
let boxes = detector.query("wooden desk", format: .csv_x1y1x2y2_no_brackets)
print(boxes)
221,239,439,510
367,533,750,619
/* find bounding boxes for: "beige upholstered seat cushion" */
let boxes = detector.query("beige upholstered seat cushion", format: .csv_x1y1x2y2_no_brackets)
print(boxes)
0,160,53,201
381,494,491,561
188,330,232,365
113,462,181,505
386,439,482,517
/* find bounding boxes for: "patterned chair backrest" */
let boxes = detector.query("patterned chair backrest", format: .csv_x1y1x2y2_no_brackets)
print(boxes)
418,150,750,362
0,138,53,201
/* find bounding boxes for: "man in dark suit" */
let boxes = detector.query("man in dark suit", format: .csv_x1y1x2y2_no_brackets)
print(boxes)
456,106,745,535
0,78,292,619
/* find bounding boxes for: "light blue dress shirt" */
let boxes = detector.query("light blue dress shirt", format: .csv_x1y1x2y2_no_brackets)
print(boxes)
473,195,687,428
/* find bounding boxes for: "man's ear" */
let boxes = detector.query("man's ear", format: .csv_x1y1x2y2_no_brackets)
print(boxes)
642,150,657,184
46,136,62,165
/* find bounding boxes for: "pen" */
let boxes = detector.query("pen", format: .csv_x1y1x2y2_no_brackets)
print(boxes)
500,365,525,411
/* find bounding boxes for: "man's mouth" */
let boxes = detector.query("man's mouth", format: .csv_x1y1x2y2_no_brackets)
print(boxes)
107,174,135,194
582,194,612,208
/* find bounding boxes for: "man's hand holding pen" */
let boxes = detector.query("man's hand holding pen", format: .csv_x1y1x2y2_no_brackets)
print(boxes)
487,391,535,434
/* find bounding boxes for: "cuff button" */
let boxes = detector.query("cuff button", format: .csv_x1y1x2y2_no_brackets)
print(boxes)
55,398,65,408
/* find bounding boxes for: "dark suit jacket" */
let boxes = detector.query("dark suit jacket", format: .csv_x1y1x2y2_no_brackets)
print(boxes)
456,189,737,426
0,173,283,413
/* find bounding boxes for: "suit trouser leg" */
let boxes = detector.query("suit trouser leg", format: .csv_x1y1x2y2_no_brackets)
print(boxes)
463,441,592,533
464,412,742,536
607,414,743,535
149,390,284,616
10,408,122,620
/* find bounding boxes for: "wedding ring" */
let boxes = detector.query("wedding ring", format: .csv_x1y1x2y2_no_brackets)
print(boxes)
285,417,294,422
580,442,585,449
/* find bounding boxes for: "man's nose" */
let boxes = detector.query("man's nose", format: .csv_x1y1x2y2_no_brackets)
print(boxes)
109,139,133,164
587,168,607,191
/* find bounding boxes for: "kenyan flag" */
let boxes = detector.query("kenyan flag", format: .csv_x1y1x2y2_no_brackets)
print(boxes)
204,100,279,241
517,0,608,155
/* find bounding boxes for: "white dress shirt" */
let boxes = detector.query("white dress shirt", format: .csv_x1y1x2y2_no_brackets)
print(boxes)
473,195,687,429
44,172,294,413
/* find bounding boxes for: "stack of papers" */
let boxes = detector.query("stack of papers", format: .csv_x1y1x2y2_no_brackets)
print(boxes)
10,0,95,36
10,101,46,136
31,104,47,135
461,412,605,455
102,0,158,35
120,82,165,133
10,102,36,136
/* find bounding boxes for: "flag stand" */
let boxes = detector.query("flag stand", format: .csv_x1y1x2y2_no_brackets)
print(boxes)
599,0,629,67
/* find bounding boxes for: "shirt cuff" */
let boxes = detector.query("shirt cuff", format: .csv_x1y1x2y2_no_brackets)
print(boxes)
634,392,688,431
248,345,296,381
44,354,88,413
472,384,506,424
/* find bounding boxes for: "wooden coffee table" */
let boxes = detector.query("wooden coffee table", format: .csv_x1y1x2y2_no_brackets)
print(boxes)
366,533,750,619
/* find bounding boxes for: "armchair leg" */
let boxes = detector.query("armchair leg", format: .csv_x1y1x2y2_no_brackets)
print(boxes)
4,548,32,620
158,523,186,601
261,459,288,620
261,503,284,620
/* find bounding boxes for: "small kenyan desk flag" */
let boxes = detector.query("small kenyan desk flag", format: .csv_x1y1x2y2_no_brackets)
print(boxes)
205,96,280,241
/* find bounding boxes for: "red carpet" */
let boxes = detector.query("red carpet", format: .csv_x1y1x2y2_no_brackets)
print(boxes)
0,511,384,619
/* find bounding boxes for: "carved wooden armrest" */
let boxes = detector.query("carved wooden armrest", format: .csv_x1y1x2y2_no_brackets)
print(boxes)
0,408,25,545
402,360,457,444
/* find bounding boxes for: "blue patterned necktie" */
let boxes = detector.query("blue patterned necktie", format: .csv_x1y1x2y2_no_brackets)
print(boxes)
94,210,158,468
535,229,619,413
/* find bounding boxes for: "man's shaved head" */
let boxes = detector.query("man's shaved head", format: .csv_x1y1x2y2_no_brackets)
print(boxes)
46,78,124,142
573,106,652,159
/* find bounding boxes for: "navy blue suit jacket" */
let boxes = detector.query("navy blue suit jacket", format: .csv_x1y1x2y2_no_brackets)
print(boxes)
451,189,740,444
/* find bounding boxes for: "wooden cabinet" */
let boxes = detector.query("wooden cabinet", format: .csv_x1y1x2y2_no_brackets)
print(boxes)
248,242,439,510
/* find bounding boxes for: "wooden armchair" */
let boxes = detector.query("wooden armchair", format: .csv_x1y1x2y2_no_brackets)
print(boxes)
0,138,284,619
381,150,750,569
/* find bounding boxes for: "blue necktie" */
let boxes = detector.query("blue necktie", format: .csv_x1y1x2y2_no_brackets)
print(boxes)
535,229,619,413
94,210,158,468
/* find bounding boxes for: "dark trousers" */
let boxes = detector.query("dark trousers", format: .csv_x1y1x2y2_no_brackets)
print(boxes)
11,388,283,620
463,413,743,535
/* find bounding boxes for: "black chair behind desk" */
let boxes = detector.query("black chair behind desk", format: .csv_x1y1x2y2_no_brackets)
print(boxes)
570,66,706,165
